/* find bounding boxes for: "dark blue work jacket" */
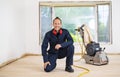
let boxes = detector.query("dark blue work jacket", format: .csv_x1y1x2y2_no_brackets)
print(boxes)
41,28,73,63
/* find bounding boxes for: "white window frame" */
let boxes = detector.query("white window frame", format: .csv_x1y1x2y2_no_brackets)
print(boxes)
39,1,112,45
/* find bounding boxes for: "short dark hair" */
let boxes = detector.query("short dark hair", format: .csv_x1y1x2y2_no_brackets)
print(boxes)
53,17,62,24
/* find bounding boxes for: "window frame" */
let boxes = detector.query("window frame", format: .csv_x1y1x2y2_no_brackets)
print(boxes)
96,3,112,44
39,1,112,45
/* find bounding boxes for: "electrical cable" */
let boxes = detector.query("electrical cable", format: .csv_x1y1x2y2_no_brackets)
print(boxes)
73,30,90,77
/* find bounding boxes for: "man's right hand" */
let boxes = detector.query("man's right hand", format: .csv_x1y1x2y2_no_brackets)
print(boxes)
44,61,51,69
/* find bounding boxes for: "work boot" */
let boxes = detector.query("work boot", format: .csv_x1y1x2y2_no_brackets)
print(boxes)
65,66,74,72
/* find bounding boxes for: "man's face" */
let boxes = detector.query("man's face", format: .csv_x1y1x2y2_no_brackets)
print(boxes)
53,19,62,31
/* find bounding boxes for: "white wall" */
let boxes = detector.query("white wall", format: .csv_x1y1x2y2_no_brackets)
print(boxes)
0,0,120,65
108,0,120,53
25,0,40,54
0,0,26,64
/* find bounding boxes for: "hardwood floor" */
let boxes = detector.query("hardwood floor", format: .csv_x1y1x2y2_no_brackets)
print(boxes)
0,55,120,77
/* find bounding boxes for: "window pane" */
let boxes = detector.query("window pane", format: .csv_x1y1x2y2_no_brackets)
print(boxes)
54,7,95,42
98,5,110,42
40,6,52,41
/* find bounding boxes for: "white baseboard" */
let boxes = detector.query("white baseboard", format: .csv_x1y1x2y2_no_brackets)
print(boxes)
0,53,120,68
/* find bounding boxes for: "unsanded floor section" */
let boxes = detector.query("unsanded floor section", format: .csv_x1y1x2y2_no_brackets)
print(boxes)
0,55,120,77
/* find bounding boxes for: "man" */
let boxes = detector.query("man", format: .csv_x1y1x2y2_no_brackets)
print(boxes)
41,17,74,72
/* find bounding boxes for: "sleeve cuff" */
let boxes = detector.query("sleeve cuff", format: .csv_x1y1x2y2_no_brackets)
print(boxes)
43,55,48,63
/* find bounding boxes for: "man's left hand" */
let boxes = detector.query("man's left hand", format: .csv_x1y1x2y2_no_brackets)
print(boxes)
55,44,61,50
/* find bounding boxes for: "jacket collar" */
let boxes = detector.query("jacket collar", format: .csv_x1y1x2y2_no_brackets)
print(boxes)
50,28,63,40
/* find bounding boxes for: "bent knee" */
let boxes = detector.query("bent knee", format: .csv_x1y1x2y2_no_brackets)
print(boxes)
67,45,74,50
44,64,56,72
44,68,52,72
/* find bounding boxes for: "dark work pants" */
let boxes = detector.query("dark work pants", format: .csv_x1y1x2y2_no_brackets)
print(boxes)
44,45,74,72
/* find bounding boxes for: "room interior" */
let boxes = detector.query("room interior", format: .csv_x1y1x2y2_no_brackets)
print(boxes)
0,0,120,77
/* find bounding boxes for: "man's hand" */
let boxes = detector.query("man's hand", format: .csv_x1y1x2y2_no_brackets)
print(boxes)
44,61,51,69
55,44,62,50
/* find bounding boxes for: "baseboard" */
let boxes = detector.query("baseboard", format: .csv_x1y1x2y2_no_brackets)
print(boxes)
74,53,120,55
0,53,42,68
25,53,41,56
0,54,26,68
24,53,120,56
0,53,120,68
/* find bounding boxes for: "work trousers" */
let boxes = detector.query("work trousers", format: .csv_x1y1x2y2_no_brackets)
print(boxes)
44,45,74,72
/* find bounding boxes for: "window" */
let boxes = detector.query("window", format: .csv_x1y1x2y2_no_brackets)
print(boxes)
39,1,112,44
97,5,111,43
54,7,96,42
40,6,52,41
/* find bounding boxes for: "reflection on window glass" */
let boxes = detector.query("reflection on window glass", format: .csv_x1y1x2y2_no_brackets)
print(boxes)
54,7,95,42
98,5,110,42
40,6,52,40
